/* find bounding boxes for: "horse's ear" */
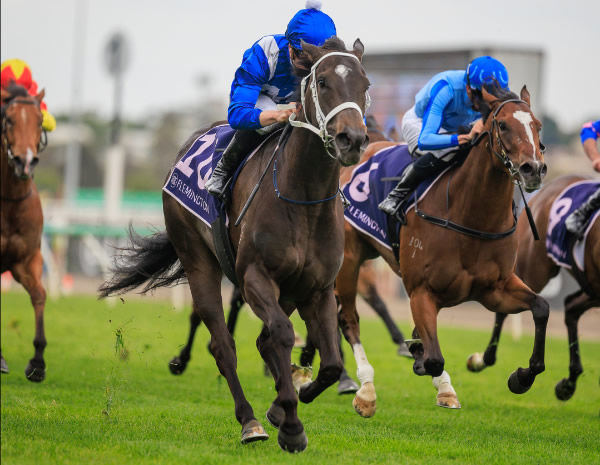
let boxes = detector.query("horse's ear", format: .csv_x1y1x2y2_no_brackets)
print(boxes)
35,88,46,103
300,40,322,64
520,85,531,107
353,38,364,61
481,86,497,105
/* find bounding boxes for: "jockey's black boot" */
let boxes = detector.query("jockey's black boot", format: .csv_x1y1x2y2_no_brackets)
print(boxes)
205,129,263,199
565,188,600,239
378,152,450,221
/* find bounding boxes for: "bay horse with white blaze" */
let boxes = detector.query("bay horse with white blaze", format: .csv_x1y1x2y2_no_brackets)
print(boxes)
1,84,48,381
467,174,599,401
336,86,549,416
99,38,369,452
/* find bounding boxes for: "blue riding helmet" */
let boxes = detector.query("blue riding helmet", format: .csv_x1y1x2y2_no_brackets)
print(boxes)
466,56,509,90
285,1,337,49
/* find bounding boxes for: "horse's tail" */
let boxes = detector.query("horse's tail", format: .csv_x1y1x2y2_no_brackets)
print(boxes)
98,226,184,298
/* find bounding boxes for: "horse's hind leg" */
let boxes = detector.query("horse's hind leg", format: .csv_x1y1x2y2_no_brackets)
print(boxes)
12,252,46,382
555,290,596,401
467,312,508,372
357,263,410,356
481,274,549,395
169,306,201,375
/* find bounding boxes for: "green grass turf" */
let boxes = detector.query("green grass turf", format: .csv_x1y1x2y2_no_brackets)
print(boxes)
1,291,599,465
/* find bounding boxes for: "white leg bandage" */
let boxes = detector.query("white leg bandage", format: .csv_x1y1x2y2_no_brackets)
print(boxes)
352,343,374,385
432,370,456,395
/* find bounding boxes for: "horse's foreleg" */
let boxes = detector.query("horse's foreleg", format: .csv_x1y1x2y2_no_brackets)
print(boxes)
169,306,202,375
409,290,459,408
337,255,376,417
297,290,343,404
12,252,46,382
555,290,596,401
409,290,444,377
432,370,461,409
186,268,267,445
243,269,306,453
467,312,508,372
482,274,549,395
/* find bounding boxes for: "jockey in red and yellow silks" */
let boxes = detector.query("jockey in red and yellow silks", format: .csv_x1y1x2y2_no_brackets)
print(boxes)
1,58,56,132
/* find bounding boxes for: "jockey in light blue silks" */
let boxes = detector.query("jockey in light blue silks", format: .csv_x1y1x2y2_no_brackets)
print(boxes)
205,0,337,198
565,120,600,238
378,56,511,219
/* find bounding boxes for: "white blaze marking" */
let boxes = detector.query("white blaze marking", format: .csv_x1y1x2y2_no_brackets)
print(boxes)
513,110,536,159
335,64,350,80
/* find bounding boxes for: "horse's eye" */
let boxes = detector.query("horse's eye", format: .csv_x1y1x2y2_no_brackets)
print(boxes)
498,121,508,131
317,77,326,88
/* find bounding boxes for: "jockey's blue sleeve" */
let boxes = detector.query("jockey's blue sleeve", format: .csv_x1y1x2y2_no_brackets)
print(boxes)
580,120,600,144
417,81,459,151
227,43,271,130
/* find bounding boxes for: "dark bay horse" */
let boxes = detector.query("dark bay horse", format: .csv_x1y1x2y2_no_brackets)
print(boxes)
99,38,369,452
336,86,549,417
467,175,599,400
1,84,48,381
163,116,409,387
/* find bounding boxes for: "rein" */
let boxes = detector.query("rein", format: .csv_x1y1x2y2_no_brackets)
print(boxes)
288,51,369,159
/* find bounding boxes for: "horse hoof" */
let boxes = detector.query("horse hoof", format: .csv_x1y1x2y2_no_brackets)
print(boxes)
25,362,45,383
277,428,308,453
352,382,376,417
397,343,413,358
240,419,269,444
436,392,461,409
466,353,486,372
266,403,285,429
508,370,532,394
555,378,575,401
168,357,186,375
1,357,9,374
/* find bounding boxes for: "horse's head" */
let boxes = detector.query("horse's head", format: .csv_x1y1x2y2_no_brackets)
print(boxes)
291,37,370,167
481,86,547,192
1,84,46,180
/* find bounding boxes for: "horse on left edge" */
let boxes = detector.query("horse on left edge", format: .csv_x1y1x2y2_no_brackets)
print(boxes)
1,84,49,382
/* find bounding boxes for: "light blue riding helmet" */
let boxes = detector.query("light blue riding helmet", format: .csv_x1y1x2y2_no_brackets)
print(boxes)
466,56,510,90
285,0,337,50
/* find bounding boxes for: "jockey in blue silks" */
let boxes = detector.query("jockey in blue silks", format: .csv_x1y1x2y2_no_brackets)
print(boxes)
378,56,511,219
565,119,600,238
205,0,337,198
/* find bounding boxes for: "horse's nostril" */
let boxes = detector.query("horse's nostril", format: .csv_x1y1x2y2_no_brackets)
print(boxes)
519,163,534,176
335,133,351,150
539,164,548,178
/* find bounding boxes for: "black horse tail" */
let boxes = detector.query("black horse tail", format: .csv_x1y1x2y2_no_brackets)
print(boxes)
98,226,185,298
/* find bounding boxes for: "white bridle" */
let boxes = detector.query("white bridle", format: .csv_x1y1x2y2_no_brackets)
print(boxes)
288,51,371,158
